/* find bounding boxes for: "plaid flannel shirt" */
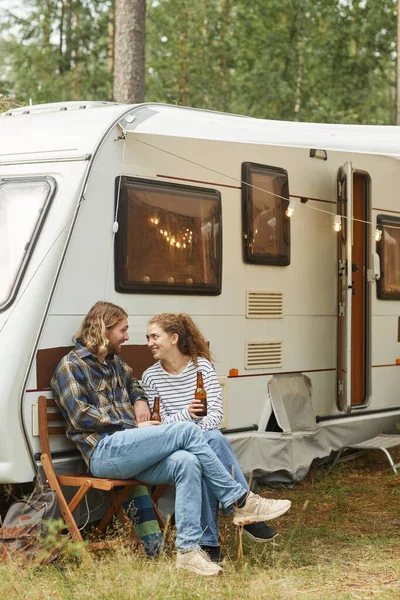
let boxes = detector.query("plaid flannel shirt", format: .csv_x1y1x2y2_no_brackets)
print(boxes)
51,343,149,467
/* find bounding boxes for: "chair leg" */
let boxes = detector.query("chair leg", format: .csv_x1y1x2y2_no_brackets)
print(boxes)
41,453,84,542
97,484,136,533
113,496,144,546
69,480,92,513
149,484,168,529
380,448,399,475
332,448,344,468
149,495,165,530
151,484,169,503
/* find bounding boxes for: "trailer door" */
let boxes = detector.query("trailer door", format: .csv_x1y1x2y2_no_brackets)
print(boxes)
337,162,353,413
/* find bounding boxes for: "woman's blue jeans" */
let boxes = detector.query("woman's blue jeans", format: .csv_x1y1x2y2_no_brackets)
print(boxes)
201,430,249,547
90,421,245,552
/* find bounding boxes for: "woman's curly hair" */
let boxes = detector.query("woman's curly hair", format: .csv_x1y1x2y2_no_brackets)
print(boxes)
148,313,211,366
74,301,127,356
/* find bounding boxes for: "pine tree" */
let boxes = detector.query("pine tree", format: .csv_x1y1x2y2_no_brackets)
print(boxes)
113,0,146,102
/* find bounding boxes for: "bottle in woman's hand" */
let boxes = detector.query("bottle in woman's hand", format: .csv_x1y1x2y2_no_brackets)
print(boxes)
150,396,161,422
195,371,207,417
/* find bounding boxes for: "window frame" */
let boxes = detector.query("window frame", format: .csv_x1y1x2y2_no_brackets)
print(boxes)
0,176,57,313
114,176,222,295
376,213,400,300
241,162,291,266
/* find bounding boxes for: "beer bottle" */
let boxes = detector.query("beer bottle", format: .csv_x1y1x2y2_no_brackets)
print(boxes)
150,396,161,422
195,371,207,417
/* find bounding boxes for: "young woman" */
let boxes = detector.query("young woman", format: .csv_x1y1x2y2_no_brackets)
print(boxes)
142,313,282,562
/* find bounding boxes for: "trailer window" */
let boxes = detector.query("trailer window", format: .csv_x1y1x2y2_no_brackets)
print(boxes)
376,214,400,300
242,162,290,266
0,177,56,310
115,177,222,295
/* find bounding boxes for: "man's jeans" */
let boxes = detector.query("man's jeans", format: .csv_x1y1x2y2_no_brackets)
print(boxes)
201,430,249,547
90,421,245,552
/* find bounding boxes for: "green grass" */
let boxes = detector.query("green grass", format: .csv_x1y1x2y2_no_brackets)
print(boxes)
1,450,400,599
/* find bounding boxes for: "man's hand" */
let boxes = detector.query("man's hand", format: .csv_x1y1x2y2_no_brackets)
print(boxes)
134,400,151,423
138,420,161,427
188,399,205,419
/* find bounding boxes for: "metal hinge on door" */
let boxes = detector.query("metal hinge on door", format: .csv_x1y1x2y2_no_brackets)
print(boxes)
338,259,346,276
338,302,345,317
338,380,343,395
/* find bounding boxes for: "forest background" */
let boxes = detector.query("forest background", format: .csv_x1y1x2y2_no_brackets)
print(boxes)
0,0,398,124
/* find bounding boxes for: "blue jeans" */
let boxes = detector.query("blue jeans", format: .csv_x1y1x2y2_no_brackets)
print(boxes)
201,430,249,547
90,422,245,552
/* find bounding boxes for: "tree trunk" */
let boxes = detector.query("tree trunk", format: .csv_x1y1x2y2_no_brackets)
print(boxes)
181,8,189,106
113,0,146,103
219,0,231,113
108,9,115,80
397,0,400,124
294,39,304,119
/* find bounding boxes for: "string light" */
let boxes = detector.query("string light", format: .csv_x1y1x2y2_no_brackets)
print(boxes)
333,215,342,232
136,137,400,236
140,143,400,242
286,199,295,217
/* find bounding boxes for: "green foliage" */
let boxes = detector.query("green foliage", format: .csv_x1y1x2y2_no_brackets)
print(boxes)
146,0,398,123
0,0,114,105
0,0,398,123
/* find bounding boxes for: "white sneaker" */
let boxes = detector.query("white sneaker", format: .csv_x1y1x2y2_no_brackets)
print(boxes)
176,549,223,576
233,492,291,525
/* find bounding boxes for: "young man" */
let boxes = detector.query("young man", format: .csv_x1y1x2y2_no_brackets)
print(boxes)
51,301,291,577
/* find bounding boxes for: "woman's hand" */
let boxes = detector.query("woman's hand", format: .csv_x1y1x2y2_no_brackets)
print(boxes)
188,399,205,419
137,420,161,427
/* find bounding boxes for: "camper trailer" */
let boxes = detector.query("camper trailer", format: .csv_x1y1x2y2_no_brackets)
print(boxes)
1,101,400,494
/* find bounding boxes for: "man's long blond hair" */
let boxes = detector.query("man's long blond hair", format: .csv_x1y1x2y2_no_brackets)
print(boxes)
74,301,127,356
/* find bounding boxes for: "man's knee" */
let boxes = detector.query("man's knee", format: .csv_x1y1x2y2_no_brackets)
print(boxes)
172,450,201,477
174,420,202,439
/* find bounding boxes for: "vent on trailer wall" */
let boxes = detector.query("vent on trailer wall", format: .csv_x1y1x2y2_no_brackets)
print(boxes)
246,291,283,319
245,341,283,370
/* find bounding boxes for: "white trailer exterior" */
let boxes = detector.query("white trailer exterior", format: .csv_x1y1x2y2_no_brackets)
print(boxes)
1,101,400,486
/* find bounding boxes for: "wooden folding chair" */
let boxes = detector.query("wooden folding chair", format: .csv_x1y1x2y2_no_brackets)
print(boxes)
38,395,165,549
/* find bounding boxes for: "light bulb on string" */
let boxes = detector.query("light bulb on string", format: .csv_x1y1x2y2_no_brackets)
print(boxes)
333,215,342,232
374,228,382,242
286,199,295,218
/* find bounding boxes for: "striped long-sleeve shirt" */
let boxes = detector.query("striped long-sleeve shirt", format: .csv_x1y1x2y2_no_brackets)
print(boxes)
141,358,223,431
51,343,149,466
